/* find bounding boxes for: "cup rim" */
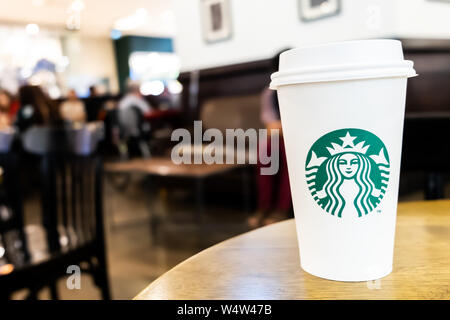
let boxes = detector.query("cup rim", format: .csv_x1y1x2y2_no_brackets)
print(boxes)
270,60,417,89
270,39,417,89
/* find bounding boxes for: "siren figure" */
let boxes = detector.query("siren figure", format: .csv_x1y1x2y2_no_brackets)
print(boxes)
306,131,390,218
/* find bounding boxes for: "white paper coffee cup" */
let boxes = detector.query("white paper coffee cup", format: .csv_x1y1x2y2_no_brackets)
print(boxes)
270,40,416,281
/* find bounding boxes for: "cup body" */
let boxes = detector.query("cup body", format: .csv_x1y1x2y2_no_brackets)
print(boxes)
278,76,408,281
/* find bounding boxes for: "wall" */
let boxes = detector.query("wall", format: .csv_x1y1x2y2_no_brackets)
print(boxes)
394,0,450,39
63,35,119,95
173,0,450,72
173,0,397,71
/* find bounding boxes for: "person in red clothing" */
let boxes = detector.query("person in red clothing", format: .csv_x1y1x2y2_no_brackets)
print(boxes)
247,50,293,228
8,97,20,119
0,89,15,128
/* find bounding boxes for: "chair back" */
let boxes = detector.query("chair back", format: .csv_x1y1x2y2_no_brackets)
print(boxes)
402,114,450,171
0,128,29,267
21,125,104,254
0,129,15,154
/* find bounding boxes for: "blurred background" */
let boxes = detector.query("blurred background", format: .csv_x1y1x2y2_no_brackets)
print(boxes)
0,0,449,299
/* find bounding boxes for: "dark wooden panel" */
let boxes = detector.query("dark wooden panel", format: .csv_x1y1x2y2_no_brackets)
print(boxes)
177,39,450,124
404,52,450,113
179,60,271,122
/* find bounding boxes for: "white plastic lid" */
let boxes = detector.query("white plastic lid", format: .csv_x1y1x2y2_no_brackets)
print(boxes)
270,39,417,89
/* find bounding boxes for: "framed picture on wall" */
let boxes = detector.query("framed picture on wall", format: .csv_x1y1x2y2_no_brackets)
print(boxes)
201,0,232,43
298,0,341,22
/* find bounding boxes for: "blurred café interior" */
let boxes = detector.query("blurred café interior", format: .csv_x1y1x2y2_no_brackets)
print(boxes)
0,0,449,300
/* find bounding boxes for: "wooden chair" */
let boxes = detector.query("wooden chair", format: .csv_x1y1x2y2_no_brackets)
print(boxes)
0,125,110,299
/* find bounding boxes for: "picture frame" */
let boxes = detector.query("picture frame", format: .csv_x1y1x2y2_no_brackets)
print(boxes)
298,0,341,22
200,0,232,43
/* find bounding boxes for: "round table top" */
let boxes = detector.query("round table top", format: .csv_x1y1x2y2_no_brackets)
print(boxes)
135,200,450,300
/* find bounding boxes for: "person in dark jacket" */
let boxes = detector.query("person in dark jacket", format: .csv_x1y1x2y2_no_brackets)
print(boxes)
15,85,61,132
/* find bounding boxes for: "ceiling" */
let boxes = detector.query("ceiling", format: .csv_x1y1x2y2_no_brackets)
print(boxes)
0,0,175,38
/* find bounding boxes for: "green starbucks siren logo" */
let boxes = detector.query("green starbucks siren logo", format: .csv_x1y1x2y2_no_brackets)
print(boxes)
305,128,390,218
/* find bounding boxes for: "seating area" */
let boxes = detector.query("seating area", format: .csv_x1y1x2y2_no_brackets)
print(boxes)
0,125,109,299
0,0,449,304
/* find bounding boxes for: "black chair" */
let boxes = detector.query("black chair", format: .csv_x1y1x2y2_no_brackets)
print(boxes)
0,125,110,299
0,129,30,277
401,114,450,200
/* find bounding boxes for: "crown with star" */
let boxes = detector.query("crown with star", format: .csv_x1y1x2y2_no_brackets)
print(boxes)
326,132,370,156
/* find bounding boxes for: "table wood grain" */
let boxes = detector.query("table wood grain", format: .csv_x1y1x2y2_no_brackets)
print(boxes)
135,200,450,300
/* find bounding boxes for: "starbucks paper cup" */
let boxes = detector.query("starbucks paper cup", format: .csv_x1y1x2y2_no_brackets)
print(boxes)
270,40,416,281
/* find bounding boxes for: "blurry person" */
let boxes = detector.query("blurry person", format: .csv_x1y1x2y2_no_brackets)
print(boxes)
85,85,102,121
97,98,117,121
158,86,173,110
89,85,99,98
118,82,152,114
0,89,13,128
248,50,292,228
117,82,152,157
14,86,61,199
15,85,61,132
60,89,86,124
8,92,20,119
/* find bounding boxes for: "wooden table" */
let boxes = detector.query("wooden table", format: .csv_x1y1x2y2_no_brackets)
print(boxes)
105,157,244,178
135,200,450,300
104,158,249,211
105,158,251,235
